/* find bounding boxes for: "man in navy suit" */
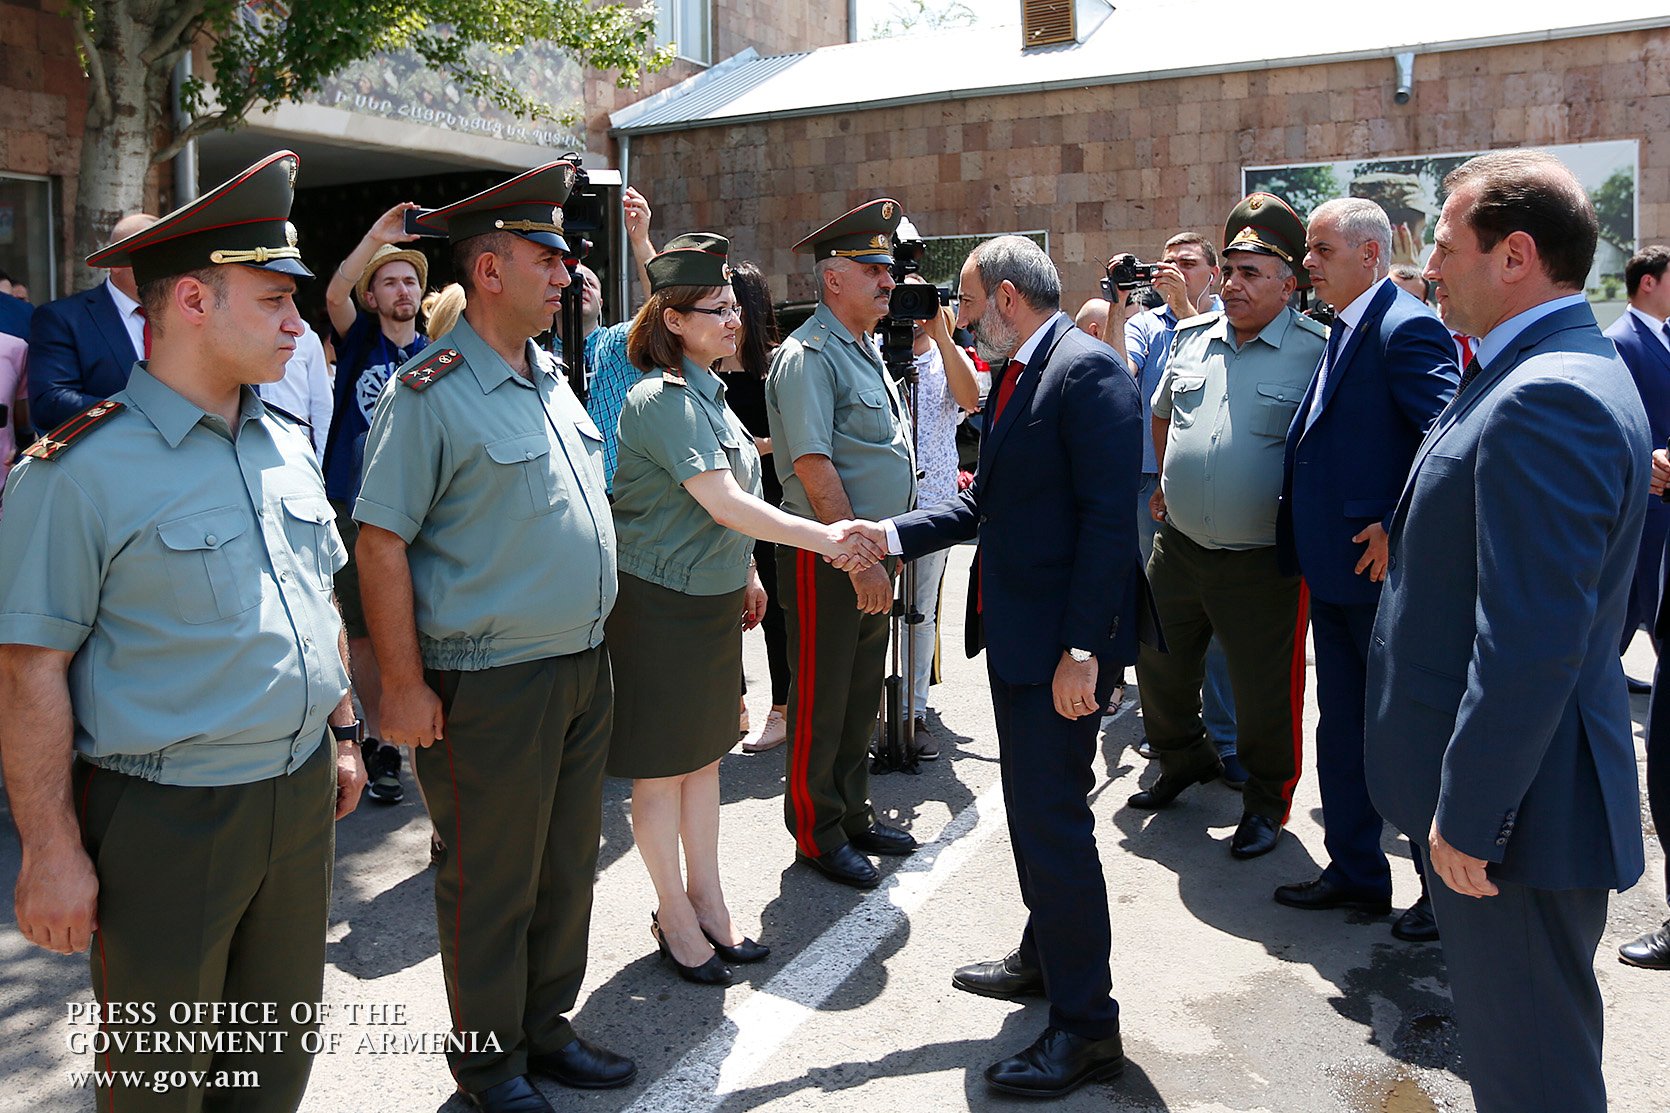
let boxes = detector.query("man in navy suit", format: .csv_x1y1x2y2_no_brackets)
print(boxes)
1366,150,1648,1113
1609,246,1670,970
1606,245,1670,693
26,213,157,432
857,236,1143,1098
1274,199,1457,940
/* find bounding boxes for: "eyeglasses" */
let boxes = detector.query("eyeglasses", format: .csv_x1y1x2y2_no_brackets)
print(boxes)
682,305,742,320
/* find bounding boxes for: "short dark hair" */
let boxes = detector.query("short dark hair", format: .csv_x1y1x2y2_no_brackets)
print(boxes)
729,261,780,380
627,284,729,373
137,267,228,336
452,231,518,295
1164,232,1218,269
1625,245,1670,298
1443,151,1597,290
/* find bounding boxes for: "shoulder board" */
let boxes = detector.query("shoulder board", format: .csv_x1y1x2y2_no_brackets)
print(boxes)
23,399,125,461
1174,311,1222,332
660,371,685,386
1292,313,1329,339
399,347,462,391
800,327,828,352
262,401,311,429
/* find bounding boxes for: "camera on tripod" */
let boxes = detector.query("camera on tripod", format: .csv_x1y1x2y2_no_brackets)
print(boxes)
1101,253,1160,298
877,226,952,382
552,155,623,398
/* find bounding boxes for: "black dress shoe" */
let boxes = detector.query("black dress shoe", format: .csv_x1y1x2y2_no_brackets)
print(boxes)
704,927,770,964
528,1036,638,1089
797,843,880,889
1617,917,1670,969
1127,758,1223,810
1274,875,1393,914
850,821,918,856
651,912,734,986
1134,736,1156,760
1391,894,1440,942
1229,812,1281,859
985,1026,1125,1098
1626,675,1653,695
461,1075,556,1112
952,949,1046,1000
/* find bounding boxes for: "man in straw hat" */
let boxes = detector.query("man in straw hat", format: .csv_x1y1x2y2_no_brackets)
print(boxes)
323,206,433,805
0,150,366,1113
353,162,633,1113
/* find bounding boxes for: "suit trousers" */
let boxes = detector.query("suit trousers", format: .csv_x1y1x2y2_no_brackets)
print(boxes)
991,662,1120,1040
1137,523,1307,822
75,740,335,1113
1423,856,1610,1113
1311,599,1424,895
416,649,612,1093
779,546,890,856
1646,649,1670,905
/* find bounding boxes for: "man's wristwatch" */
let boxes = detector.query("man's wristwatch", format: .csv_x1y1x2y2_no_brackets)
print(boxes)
1067,648,1093,663
330,719,365,745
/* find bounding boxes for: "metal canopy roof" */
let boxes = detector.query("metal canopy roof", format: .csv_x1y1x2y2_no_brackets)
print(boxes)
611,0,1670,135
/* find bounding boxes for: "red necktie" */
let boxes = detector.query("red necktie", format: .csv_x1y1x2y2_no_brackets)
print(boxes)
137,307,152,359
1453,332,1472,367
992,359,1024,422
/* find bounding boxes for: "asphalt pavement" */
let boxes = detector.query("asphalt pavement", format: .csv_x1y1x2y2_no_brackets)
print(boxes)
3,543,1666,1112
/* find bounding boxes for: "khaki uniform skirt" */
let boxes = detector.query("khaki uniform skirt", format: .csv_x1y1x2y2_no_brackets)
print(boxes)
606,572,746,779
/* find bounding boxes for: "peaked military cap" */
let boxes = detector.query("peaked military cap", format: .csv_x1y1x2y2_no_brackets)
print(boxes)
793,198,901,264
647,233,731,292
410,161,574,250
87,151,311,288
1223,192,1310,289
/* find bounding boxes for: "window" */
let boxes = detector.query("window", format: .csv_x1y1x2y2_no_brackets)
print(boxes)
0,173,57,302
655,0,712,65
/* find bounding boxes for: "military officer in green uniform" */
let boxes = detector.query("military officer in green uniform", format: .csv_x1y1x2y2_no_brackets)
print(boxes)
0,151,366,1113
352,162,633,1113
765,199,920,889
1131,193,1325,860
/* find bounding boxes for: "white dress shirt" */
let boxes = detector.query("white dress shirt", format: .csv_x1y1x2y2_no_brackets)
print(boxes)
105,277,146,360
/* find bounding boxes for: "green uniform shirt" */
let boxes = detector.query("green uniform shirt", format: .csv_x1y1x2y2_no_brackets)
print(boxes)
1153,307,1324,550
765,302,915,522
612,357,763,596
354,315,616,670
0,366,350,786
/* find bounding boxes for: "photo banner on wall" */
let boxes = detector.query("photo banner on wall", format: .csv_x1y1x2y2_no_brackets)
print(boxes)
1244,140,1639,316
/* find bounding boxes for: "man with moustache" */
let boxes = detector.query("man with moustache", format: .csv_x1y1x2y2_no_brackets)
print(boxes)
853,234,1144,1096
1133,195,1325,860
1274,198,1457,940
1367,150,1649,1113
354,163,632,1113
765,199,919,889
0,152,366,1113
323,205,432,804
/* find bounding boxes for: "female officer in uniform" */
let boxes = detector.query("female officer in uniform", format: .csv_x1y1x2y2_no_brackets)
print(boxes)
608,233,880,984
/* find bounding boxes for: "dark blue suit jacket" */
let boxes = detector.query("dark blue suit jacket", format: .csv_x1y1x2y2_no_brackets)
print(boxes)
0,293,31,342
1278,281,1458,605
1365,301,1648,891
27,283,139,432
892,314,1150,685
1606,309,1670,449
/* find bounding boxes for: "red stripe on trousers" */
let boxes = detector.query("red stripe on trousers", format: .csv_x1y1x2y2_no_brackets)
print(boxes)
79,768,115,1112
442,705,468,1040
790,548,820,856
1279,580,1311,823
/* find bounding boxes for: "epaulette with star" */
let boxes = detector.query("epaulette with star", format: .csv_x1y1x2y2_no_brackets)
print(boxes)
661,371,685,386
399,348,462,391
23,399,125,461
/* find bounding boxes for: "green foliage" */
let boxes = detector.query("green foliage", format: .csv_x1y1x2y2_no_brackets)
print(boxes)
868,0,977,40
1241,165,1340,222
1591,167,1636,254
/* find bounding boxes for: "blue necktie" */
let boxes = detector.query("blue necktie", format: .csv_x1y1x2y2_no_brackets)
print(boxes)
1305,325,1345,428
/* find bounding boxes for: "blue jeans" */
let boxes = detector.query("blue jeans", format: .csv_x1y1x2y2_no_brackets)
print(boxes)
1137,475,1237,749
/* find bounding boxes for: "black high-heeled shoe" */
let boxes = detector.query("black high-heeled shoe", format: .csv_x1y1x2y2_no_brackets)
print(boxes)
651,912,734,986
703,928,770,964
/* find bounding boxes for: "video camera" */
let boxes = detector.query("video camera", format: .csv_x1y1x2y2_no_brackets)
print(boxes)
877,224,951,382
553,156,624,397
1101,253,1159,298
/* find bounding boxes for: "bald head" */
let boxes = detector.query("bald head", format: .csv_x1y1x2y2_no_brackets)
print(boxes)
104,213,160,300
1075,297,1112,342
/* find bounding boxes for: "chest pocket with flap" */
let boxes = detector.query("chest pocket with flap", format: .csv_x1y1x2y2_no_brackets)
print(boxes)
156,507,260,624
486,431,564,519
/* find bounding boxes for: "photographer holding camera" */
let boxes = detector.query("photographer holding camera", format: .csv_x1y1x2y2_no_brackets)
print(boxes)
1119,234,1244,784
